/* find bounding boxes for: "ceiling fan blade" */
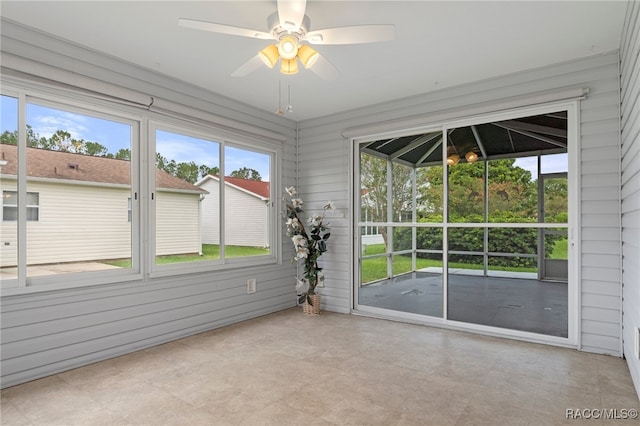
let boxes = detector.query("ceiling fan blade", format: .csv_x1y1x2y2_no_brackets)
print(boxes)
304,24,395,45
178,18,273,40
231,55,265,77
309,54,339,81
277,0,307,30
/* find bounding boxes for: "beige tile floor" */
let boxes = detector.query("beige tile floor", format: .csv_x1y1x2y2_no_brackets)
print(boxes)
1,308,639,425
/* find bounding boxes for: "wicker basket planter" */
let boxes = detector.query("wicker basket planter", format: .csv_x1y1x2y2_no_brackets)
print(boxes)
302,294,321,315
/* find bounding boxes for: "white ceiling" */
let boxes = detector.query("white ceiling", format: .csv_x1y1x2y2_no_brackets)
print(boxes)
0,1,628,121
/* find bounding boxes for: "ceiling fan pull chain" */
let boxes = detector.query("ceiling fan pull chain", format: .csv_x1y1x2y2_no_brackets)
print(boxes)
287,84,294,112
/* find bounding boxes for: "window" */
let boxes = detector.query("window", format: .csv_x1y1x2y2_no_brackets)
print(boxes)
1,94,138,285
23,102,135,278
223,145,272,259
152,125,274,271
153,128,218,266
2,191,39,221
2,84,279,292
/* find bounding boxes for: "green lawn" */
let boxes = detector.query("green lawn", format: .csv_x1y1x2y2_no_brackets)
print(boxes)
105,239,567,283
361,254,443,284
360,243,548,284
549,238,568,259
104,244,269,268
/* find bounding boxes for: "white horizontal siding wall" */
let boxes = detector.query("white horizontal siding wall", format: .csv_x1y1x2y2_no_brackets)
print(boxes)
295,137,352,313
199,178,220,245
298,52,623,355
1,180,132,266
224,187,268,247
620,0,640,397
1,265,296,386
0,21,298,388
155,191,201,256
1,181,202,265
199,179,269,247
579,55,623,355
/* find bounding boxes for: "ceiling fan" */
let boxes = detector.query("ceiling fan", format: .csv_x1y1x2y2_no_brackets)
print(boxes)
178,0,395,79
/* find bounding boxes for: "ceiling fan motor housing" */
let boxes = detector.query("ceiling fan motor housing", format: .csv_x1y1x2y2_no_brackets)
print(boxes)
267,11,310,40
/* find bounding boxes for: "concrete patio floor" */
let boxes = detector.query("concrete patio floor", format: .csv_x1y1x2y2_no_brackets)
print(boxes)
0,262,121,281
359,270,568,337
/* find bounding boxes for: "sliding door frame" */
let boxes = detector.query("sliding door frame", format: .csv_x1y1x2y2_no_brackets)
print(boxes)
352,100,580,348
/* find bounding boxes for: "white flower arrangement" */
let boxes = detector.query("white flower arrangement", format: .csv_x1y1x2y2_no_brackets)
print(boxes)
284,186,334,305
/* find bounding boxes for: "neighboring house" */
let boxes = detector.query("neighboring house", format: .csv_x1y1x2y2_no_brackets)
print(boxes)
196,175,269,248
0,144,204,267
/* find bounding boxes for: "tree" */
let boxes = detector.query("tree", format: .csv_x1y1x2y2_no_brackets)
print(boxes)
114,148,131,160
230,167,261,181
361,150,553,266
417,158,537,222
199,164,218,179
1,127,99,154
543,177,568,222
0,130,17,145
84,141,109,157
49,130,74,152
415,166,443,218
360,153,387,225
154,153,220,183
360,152,414,246
4,125,254,186
1,125,42,147
175,161,200,183
155,152,168,171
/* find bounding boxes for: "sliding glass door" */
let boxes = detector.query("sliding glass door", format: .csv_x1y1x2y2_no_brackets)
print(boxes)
358,131,444,318
355,105,574,341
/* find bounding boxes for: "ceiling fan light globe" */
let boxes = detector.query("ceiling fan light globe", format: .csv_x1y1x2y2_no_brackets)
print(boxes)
297,44,319,68
278,35,299,60
280,58,299,74
259,45,279,68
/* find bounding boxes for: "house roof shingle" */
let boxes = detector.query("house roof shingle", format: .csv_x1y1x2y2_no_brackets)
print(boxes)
0,144,203,192
195,175,270,199
223,176,270,199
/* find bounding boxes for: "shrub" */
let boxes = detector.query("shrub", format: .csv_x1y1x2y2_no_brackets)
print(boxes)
390,211,561,268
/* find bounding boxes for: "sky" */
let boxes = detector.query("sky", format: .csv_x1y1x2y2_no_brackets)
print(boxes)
1,96,271,181
515,154,568,176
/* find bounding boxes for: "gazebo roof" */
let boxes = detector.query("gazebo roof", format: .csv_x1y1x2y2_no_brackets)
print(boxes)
362,111,567,167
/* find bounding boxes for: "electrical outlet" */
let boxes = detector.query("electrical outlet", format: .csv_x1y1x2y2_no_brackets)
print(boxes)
247,278,257,294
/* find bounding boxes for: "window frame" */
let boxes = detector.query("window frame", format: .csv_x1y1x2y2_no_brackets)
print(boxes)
147,120,278,278
2,190,39,222
1,80,282,295
1,88,143,292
